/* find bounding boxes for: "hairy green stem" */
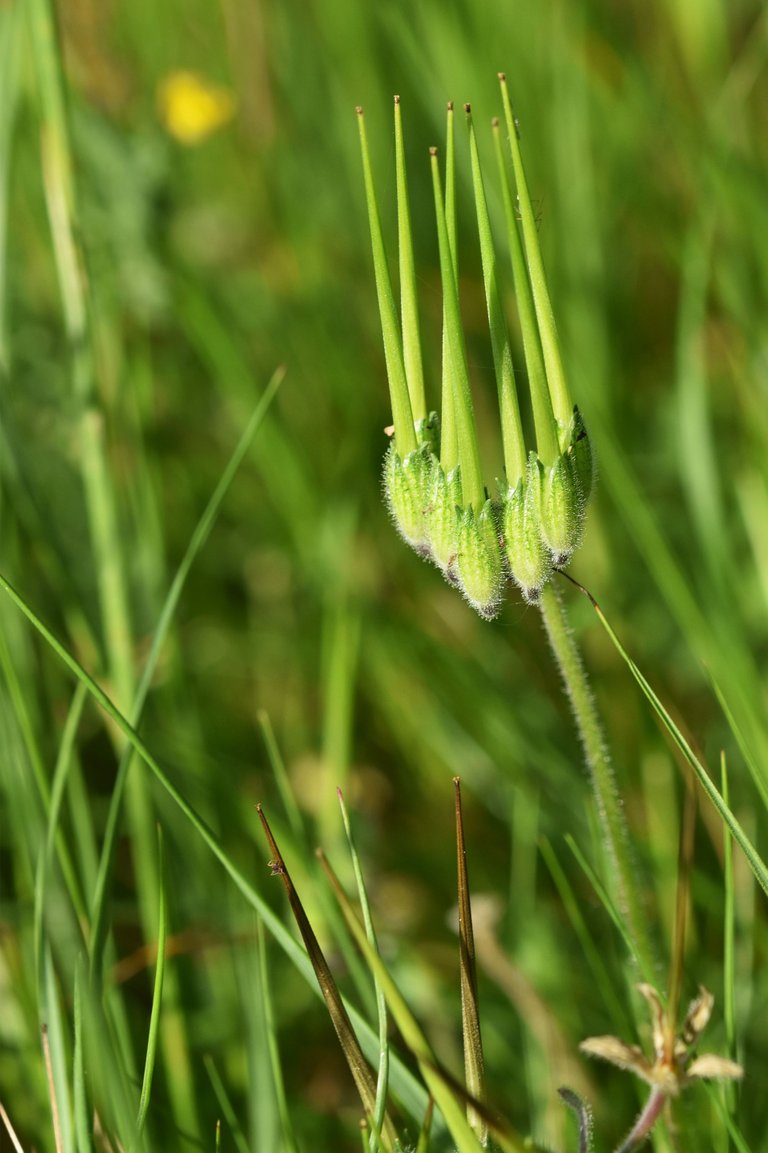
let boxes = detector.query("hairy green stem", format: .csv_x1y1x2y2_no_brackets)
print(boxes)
539,582,654,977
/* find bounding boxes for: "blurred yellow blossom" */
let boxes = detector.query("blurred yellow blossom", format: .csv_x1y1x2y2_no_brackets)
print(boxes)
157,70,235,145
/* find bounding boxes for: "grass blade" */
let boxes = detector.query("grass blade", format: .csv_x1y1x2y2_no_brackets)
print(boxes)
453,778,486,1144
89,367,284,981
337,789,390,1152
318,850,530,1153
574,579,768,899
256,805,398,1152
135,826,168,1139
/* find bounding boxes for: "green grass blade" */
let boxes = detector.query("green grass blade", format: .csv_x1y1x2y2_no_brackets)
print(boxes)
721,754,737,1095
584,585,768,899
72,961,94,1153
42,950,73,1153
453,778,486,1144
89,368,284,981
256,805,397,1152
255,919,301,1153
0,0,23,370
564,834,646,974
539,837,629,1034
258,708,305,843
337,789,390,1153
33,683,88,986
202,1057,251,1153
135,825,167,1139
319,850,530,1153
0,566,439,1134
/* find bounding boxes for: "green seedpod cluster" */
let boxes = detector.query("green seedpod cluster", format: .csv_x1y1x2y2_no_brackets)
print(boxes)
502,456,554,604
427,460,462,577
383,443,434,555
568,405,595,505
539,451,583,567
456,500,505,620
539,408,593,567
362,84,596,622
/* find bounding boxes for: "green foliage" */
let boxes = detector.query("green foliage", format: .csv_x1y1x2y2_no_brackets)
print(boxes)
2,0,768,1151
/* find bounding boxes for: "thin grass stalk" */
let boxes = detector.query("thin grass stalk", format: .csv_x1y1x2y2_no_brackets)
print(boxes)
0,620,85,923
337,790,391,1153
89,372,283,981
585,581,768,898
72,962,94,1153
538,582,654,976
0,2,24,372
721,754,737,1097
41,1017,66,1153
257,806,398,1152
255,919,300,1153
0,569,438,1135
202,1058,251,1153
454,778,487,1146
134,826,167,1141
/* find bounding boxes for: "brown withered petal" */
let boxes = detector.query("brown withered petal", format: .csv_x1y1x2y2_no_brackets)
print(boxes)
579,1037,654,1083
681,986,714,1046
686,1055,744,1082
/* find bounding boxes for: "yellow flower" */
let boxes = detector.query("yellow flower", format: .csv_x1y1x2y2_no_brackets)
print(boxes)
157,70,235,145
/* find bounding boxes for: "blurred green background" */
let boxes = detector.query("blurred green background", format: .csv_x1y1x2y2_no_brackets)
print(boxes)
2,0,768,1149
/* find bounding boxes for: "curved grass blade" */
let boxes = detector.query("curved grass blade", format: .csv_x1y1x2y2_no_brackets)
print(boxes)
135,826,167,1140
202,1057,250,1153
255,919,300,1153
337,789,390,1153
90,367,284,983
34,683,88,996
573,579,768,899
72,962,94,1153
257,806,398,1152
453,778,486,1144
318,850,530,1153
0,571,437,1135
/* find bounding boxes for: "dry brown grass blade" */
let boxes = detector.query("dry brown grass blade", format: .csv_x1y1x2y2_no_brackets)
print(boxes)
256,805,398,1152
454,777,487,1144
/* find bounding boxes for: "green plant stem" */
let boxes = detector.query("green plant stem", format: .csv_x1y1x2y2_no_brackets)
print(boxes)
538,582,654,976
